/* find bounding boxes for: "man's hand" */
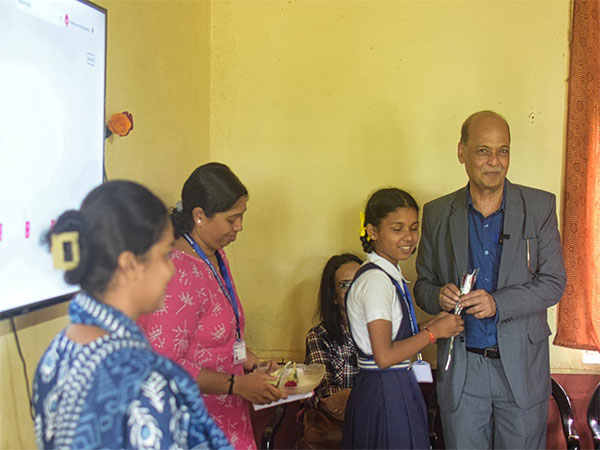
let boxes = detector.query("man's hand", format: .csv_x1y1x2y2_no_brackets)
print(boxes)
459,289,497,318
439,283,461,311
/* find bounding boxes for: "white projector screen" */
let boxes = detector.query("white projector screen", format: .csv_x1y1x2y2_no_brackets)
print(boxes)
0,0,107,319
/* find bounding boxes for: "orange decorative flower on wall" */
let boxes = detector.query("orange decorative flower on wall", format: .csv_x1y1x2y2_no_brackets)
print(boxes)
105,111,134,138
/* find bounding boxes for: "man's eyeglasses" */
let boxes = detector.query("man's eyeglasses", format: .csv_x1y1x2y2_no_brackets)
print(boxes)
337,281,352,290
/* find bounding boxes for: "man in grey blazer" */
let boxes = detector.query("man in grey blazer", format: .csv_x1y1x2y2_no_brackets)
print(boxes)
414,110,566,449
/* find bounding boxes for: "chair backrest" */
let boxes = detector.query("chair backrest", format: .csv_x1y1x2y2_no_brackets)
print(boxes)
552,377,581,450
422,376,582,449
588,382,600,450
261,404,287,450
427,387,440,448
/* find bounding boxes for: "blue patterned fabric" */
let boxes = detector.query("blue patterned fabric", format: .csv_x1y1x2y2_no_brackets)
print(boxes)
33,292,232,449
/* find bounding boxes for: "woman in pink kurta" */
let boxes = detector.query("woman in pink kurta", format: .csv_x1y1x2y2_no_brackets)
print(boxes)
139,249,252,447
139,163,284,450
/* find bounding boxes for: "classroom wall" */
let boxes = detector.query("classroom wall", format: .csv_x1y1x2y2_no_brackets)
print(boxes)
208,0,578,367
2,0,597,448
103,0,212,204
0,304,69,449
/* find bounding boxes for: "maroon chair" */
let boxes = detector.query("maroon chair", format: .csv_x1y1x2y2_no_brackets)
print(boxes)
261,404,287,449
588,382,600,450
551,377,580,450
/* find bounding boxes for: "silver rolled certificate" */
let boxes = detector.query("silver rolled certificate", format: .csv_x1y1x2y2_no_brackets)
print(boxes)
444,268,479,371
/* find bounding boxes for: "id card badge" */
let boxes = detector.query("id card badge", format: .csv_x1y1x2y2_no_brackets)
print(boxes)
233,339,247,365
412,360,433,383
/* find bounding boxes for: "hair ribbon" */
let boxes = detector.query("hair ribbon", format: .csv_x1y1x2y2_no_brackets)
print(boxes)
359,212,370,241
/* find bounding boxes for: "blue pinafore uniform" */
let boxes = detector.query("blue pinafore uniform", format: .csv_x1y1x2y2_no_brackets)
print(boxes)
342,262,429,449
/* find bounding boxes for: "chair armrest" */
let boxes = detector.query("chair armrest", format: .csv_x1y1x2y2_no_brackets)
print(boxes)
551,377,580,450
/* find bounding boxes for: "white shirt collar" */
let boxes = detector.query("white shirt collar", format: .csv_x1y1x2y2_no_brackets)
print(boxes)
366,252,409,285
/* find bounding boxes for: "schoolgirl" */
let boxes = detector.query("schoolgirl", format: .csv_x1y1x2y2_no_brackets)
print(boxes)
342,188,463,449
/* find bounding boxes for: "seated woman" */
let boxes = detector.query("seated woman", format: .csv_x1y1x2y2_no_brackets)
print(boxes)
303,253,361,443
33,181,230,449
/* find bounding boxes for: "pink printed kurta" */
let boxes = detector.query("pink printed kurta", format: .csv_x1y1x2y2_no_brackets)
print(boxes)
138,249,255,450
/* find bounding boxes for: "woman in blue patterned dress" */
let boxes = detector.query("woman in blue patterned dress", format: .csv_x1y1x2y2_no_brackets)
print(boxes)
33,181,231,449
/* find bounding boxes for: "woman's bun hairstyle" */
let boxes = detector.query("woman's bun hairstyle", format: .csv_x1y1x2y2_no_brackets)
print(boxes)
45,181,168,295
171,162,248,238
360,188,419,253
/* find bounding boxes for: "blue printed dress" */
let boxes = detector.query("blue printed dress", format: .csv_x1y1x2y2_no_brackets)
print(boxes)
33,292,231,449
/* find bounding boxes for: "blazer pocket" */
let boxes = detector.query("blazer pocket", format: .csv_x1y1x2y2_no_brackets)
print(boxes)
528,322,551,343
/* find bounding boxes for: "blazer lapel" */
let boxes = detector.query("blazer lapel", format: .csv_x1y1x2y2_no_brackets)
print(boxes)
498,180,524,288
449,187,469,280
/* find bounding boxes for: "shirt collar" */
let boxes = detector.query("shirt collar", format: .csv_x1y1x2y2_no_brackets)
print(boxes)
70,291,148,343
366,252,409,284
466,180,507,214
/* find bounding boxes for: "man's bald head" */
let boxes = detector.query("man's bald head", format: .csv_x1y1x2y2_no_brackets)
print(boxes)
460,111,510,145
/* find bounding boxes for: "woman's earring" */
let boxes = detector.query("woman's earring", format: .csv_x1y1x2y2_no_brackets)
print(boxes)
197,219,202,224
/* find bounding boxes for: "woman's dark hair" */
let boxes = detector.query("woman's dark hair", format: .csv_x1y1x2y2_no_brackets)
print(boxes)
171,162,248,238
317,253,362,345
44,181,169,295
360,188,419,253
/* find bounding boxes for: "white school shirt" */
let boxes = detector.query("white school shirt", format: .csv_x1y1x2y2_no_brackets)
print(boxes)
346,252,408,356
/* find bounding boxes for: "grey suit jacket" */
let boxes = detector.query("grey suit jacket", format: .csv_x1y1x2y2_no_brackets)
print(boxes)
414,179,566,411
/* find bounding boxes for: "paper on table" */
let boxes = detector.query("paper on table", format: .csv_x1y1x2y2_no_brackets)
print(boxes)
252,391,313,411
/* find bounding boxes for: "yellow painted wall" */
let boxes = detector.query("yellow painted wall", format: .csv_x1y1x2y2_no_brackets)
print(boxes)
2,0,597,448
0,2,211,447
0,304,68,449
209,0,583,371
103,0,212,204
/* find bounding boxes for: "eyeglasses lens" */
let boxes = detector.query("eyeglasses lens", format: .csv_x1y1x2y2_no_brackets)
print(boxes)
338,281,352,290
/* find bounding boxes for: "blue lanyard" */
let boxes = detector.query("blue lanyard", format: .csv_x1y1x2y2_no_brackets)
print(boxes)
182,233,242,340
393,279,425,362
403,281,420,336
389,279,419,336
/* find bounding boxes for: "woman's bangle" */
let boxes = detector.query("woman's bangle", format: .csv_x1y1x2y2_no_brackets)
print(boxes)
245,363,258,374
228,374,235,395
424,327,436,344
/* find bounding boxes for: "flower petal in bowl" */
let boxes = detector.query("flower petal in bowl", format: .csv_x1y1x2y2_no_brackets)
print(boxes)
276,363,325,395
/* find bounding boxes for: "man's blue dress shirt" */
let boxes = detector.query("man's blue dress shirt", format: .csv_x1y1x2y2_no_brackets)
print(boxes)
465,184,505,348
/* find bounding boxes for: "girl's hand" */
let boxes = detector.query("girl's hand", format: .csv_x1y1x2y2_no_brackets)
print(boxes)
429,312,464,339
233,370,287,405
420,310,452,329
